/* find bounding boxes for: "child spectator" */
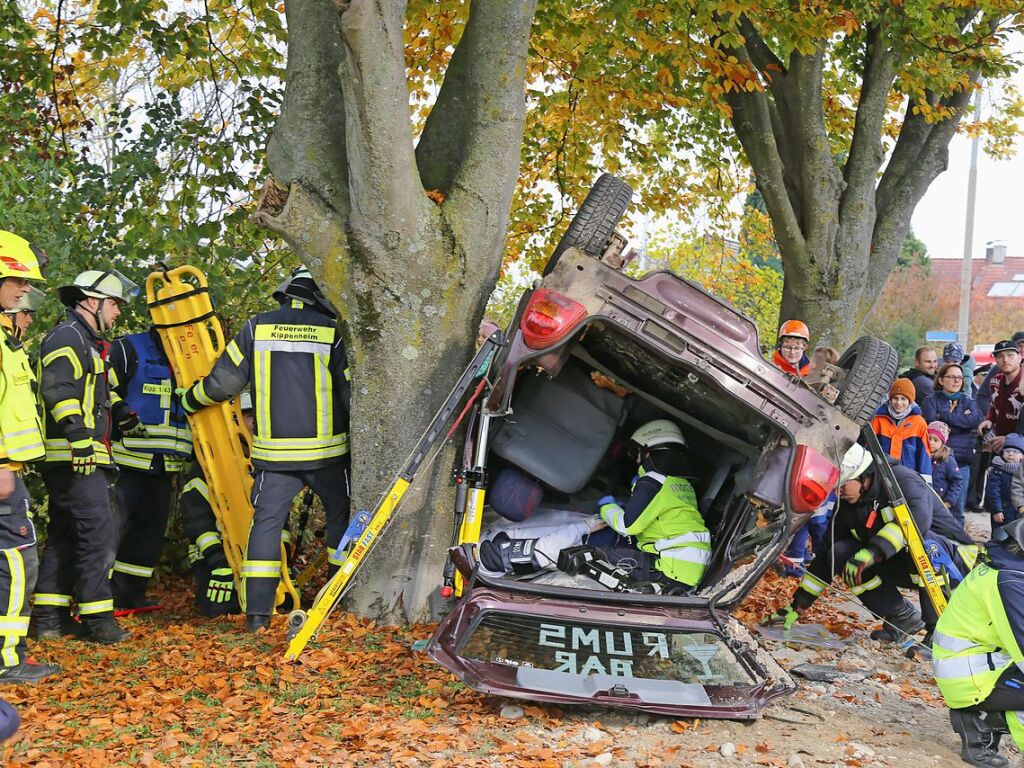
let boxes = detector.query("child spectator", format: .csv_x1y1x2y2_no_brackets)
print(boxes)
984,433,1024,528
926,421,962,512
871,378,933,484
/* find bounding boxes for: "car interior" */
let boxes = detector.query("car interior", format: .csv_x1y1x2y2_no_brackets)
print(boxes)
476,320,795,596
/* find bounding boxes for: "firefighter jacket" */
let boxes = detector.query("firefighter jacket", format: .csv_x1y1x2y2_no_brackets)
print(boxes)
183,300,350,471
179,462,229,571
109,330,192,472
38,308,123,464
0,323,44,469
599,466,710,586
932,543,1024,716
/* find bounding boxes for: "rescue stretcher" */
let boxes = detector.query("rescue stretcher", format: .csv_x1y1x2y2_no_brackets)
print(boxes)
146,265,299,610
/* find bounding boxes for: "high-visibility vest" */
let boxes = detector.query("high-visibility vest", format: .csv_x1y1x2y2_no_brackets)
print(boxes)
932,561,1022,708
112,331,192,471
0,327,44,465
600,470,711,586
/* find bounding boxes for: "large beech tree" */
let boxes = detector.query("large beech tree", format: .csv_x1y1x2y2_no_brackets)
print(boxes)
253,1,537,621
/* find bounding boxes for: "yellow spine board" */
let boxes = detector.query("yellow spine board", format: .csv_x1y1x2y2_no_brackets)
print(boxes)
454,487,487,597
284,477,411,661
146,266,299,610
889,502,948,615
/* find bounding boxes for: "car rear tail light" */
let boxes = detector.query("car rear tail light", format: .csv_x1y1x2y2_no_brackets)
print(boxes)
789,444,839,514
520,288,587,349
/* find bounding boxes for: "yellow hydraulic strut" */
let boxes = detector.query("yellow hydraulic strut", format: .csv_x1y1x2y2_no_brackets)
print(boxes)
146,266,300,610
861,427,948,617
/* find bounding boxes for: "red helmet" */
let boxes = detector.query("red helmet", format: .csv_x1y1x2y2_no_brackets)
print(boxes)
778,319,810,342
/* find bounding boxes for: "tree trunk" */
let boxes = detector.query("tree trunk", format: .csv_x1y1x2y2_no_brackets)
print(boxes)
255,0,537,623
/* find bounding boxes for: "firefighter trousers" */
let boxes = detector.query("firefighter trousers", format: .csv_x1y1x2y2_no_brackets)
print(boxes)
243,459,350,617
111,468,174,604
0,475,36,667
35,464,117,624
804,537,920,620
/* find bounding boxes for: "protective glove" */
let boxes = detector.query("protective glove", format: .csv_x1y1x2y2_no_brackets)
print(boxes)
843,547,877,588
70,440,96,476
762,603,801,630
206,568,235,604
116,408,148,438
175,386,199,415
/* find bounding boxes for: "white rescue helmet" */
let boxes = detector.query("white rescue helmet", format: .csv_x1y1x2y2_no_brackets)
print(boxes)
631,419,685,449
58,269,137,307
839,443,873,486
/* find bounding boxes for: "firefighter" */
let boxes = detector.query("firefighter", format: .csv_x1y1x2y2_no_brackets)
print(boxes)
932,517,1024,768
0,231,59,682
764,443,973,641
33,269,138,644
179,390,254,618
107,327,193,611
179,267,350,632
773,320,811,377
3,285,43,342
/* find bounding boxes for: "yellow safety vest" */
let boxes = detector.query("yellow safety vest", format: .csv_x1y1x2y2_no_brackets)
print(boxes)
0,329,44,466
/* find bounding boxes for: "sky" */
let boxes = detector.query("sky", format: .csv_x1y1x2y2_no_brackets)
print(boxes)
913,61,1024,261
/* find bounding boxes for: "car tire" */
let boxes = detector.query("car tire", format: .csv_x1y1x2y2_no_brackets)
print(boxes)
834,336,899,425
541,173,633,276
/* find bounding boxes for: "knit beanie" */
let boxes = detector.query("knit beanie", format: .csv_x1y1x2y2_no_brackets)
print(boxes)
889,378,916,403
927,421,949,446
1004,433,1024,454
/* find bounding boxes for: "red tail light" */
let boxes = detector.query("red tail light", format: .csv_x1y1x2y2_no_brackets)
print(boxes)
789,444,839,514
520,288,587,349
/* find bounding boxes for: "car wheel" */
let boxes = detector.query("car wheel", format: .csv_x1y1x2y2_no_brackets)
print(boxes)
834,336,899,425
541,173,633,277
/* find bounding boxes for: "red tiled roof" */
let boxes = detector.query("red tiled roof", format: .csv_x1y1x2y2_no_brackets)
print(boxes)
929,256,1024,294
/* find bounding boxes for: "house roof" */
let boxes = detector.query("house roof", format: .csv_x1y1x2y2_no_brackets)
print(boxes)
930,256,1024,298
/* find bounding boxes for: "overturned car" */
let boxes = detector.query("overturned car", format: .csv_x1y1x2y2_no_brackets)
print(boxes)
426,174,898,719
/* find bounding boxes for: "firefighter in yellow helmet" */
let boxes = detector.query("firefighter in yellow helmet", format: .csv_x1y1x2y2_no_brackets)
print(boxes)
33,268,139,645
773,320,811,377
0,231,59,682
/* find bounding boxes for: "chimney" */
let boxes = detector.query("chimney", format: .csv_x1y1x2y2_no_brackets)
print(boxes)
986,240,1007,264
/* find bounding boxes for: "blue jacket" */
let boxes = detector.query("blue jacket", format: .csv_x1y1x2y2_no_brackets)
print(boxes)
930,454,962,506
921,393,983,466
984,458,1020,524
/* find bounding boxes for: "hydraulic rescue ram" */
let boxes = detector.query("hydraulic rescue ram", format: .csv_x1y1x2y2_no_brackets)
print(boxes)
146,265,300,611
861,426,948,617
283,333,501,661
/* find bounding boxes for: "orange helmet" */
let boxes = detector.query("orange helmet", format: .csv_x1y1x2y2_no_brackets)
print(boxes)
778,319,810,342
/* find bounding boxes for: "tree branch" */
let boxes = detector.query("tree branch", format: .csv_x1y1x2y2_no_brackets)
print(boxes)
841,23,900,212
737,15,785,78
418,0,538,261
266,0,349,215
339,0,432,253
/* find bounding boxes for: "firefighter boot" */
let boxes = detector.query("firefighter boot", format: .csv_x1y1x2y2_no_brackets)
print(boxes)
81,617,131,645
246,614,271,633
31,608,82,640
0,660,61,684
949,709,1009,768
869,600,925,642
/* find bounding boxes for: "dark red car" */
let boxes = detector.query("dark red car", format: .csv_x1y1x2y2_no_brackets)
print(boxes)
426,175,897,718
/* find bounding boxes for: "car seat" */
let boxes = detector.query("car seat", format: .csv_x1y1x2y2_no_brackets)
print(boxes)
490,361,628,494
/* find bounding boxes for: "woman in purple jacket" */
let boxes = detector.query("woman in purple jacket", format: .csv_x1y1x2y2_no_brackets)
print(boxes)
921,362,982,525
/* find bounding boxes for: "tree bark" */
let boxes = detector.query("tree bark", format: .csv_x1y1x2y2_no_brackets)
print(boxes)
256,0,537,623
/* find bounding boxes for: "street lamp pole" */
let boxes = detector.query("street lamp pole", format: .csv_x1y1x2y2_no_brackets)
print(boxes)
958,83,984,346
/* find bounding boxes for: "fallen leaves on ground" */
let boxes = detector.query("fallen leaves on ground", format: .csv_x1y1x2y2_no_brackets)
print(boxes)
0,577,579,767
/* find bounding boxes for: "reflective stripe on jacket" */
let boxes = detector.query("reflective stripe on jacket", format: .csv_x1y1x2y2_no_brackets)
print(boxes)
600,469,710,586
110,331,192,471
0,326,44,465
38,308,121,464
191,301,350,471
